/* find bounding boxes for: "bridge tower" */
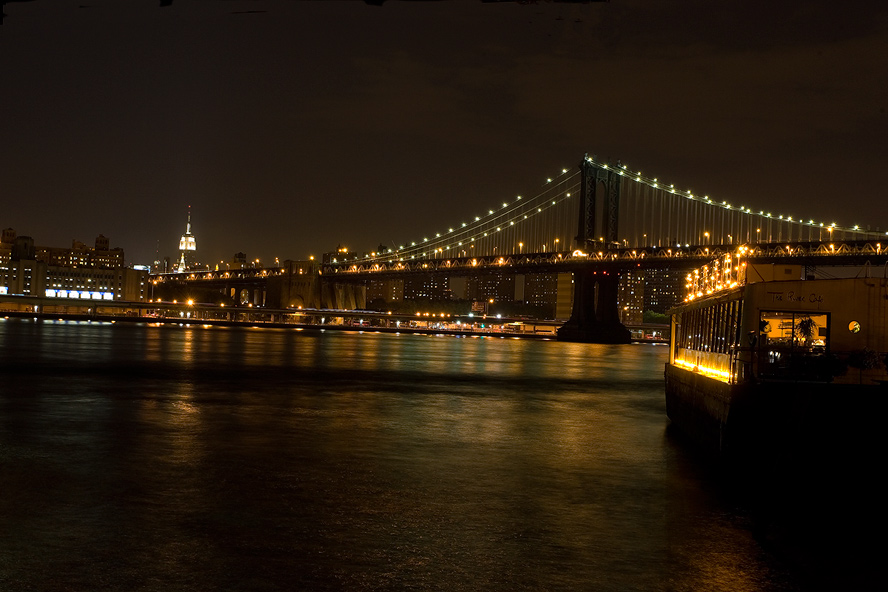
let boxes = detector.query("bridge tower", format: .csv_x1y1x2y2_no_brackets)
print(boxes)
575,155,621,251
557,156,631,344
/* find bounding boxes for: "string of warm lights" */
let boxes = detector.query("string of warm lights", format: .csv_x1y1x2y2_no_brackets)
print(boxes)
673,356,732,382
683,246,750,302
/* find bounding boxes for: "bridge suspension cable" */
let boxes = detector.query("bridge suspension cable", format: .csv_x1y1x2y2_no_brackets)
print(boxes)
337,154,887,265
592,155,887,250
356,167,582,262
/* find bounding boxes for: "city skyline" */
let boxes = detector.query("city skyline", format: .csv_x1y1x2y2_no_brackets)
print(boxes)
2,0,887,266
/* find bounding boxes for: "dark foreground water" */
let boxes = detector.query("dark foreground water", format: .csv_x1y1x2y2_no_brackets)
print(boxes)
0,319,878,591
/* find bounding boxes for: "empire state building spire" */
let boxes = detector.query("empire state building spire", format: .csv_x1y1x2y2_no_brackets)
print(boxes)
176,206,197,273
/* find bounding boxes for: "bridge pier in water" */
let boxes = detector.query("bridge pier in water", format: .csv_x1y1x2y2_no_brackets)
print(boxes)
557,156,631,343
557,269,631,344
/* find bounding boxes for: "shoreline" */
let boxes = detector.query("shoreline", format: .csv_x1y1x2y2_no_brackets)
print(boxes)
0,309,554,340
0,310,669,343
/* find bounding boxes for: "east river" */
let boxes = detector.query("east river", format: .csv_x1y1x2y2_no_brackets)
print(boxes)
0,318,878,591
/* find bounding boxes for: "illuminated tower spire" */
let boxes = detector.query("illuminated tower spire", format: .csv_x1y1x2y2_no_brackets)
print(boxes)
176,206,197,273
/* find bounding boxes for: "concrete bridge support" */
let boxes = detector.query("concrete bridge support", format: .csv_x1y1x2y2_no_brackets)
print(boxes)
264,272,366,311
556,269,631,344
319,280,366,310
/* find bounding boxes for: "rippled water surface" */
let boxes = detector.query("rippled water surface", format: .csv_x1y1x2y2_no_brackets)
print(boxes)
0,319,872,590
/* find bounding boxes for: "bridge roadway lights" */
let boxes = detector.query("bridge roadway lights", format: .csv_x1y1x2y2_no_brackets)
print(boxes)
556,268,632,344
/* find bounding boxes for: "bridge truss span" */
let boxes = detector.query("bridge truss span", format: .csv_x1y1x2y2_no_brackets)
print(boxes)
322,239,888,279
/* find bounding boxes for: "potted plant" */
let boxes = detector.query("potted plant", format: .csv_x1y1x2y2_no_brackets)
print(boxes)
794,316,817,348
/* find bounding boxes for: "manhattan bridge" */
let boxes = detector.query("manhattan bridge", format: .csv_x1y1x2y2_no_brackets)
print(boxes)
160,154,888,343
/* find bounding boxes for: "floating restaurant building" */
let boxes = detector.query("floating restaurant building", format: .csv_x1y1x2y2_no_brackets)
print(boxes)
665,248,888,456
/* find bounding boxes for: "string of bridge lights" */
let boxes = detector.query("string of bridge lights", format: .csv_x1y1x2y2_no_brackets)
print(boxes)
583,155,887,239
346,156,886,263
356,167,582,262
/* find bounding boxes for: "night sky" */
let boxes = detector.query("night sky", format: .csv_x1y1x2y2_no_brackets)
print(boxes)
2,0,887,267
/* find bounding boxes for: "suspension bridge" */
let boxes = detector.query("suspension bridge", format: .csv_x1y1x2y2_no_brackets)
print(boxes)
321,154,887,342
157,154,888,343
328,155,885,263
